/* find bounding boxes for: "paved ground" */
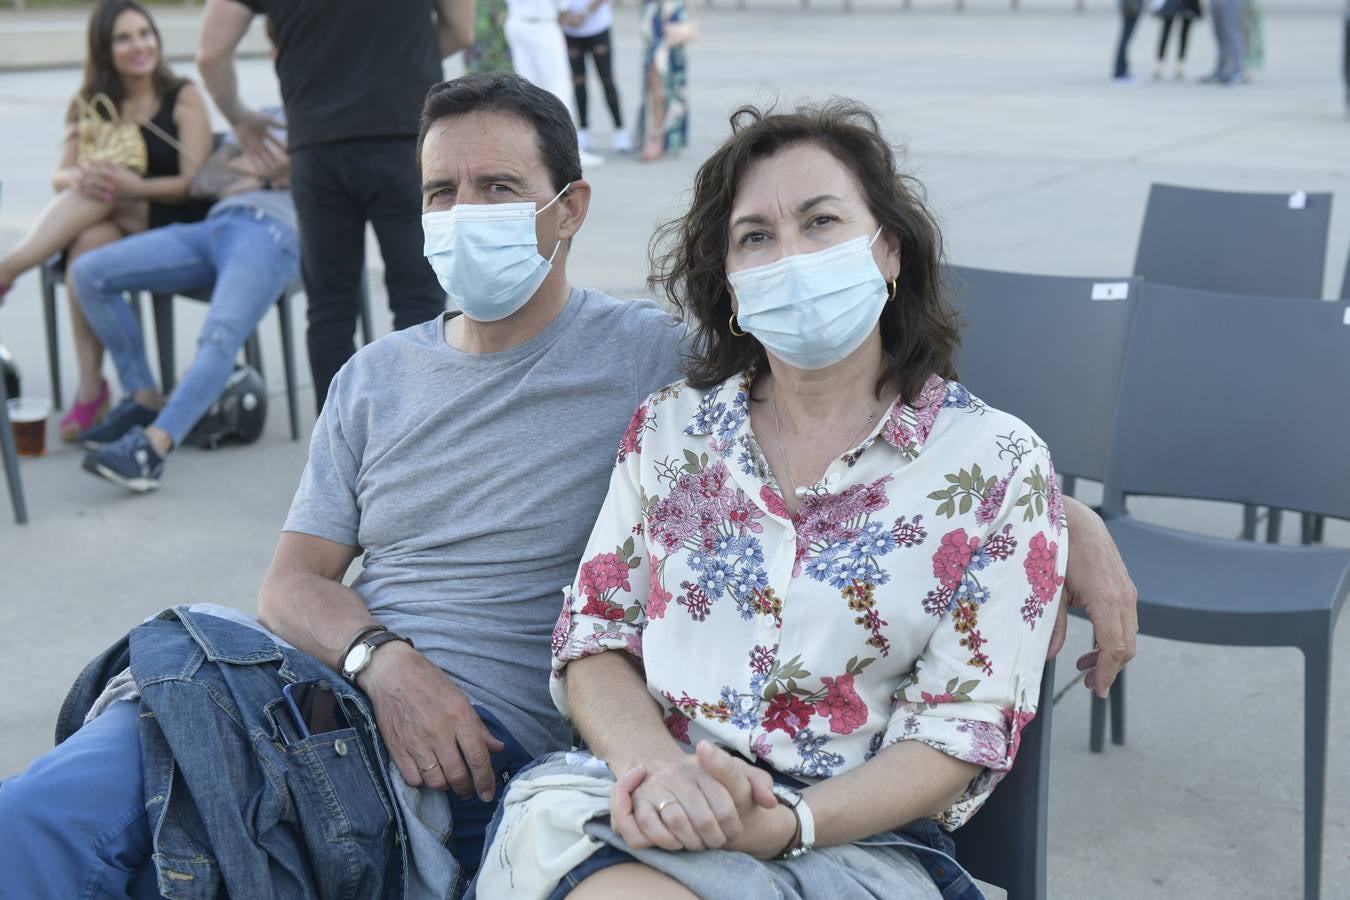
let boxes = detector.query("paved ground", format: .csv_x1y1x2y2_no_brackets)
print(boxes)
1,6,1348,899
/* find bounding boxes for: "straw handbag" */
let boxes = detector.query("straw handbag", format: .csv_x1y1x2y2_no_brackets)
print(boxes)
74,93,193,175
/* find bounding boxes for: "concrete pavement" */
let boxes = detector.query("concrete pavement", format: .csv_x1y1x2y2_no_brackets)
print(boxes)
1,7,1348,898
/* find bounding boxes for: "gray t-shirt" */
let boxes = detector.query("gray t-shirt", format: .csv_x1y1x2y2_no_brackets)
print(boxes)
283,288,685,756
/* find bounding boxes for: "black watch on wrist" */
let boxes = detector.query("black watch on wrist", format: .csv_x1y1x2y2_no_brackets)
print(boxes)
341,630,413,683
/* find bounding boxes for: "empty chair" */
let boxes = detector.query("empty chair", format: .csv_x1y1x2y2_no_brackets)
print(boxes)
947,266,1137,489
1133,183,1332,298
955,659,1056,900
1097,282,1350,900
1135,183,1334,544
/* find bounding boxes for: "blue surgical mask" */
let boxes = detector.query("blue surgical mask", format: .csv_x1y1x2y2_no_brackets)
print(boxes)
422,184,570,322
728,228,888,371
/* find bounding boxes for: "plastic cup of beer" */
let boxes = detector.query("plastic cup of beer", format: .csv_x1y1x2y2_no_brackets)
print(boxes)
7,397,52,457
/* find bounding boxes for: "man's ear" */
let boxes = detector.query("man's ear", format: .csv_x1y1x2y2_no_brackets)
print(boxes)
557,180,591,240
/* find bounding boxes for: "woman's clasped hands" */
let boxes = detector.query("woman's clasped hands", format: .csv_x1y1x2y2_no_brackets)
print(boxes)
610,740,798,859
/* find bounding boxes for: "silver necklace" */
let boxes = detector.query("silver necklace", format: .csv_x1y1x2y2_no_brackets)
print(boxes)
770,380,879,498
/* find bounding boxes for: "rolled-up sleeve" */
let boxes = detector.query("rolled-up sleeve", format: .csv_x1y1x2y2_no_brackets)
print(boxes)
549,400,653,718
887,443,1067,828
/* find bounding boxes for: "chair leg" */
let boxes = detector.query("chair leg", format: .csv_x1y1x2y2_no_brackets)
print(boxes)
1301,635,1332,900
1089,691,1106,753
1241,504,1258,541
1061,474,1077,498
1313,516,1326,543
1266,506,1284,544
0,378,28,525
1109,666,1126,745
41,271,62,409
152,293,177,394
277,293,300,441
244,332,264,377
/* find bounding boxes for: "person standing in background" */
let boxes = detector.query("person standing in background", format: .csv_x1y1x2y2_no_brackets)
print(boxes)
1202,0,1246,84
563,0,630,154
1112,0,1144,82
466,0,515,74
637,0,693,160
1153,0,1202,81
196,0,473,412
505,0,606,166
1240,0,1264,79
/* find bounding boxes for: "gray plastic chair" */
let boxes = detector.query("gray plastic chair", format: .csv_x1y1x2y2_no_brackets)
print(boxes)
947,266,1137,492
1134,182,1335,545
0,348,28,526
955,659,1056,900
1133,183,1332,299
1097,282,1350,900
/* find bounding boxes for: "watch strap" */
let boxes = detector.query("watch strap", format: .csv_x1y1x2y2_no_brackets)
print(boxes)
341,624,387,666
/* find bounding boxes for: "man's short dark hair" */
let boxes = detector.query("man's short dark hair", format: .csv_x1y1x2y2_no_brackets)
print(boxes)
417,73,582,192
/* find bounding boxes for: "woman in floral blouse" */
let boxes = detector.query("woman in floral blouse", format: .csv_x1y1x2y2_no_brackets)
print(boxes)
514,101,1069,899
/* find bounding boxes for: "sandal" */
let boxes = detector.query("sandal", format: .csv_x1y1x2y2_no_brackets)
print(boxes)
58,378,111,443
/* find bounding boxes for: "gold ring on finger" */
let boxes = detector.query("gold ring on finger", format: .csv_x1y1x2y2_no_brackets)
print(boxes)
656,799,676,813
418,760,440,773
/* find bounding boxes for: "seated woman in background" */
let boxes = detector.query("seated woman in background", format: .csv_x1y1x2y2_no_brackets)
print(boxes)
0,0,211,440
480,100,1068,900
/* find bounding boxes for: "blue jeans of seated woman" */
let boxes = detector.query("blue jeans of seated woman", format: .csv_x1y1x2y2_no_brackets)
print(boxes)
69,207,299,445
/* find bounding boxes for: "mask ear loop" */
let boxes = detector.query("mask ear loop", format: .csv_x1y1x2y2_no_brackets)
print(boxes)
537,182,573,263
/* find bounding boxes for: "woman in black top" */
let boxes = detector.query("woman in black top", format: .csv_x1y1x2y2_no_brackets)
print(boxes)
0,0,212,440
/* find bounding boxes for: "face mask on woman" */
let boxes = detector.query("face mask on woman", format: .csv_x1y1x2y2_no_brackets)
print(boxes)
422,184,570,323
728,227,889,371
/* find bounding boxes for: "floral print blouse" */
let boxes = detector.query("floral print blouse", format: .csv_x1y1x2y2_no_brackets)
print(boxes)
550,371,1067,829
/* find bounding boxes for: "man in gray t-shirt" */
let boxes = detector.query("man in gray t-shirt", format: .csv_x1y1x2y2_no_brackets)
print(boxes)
283,289,682,758
255,71,685,864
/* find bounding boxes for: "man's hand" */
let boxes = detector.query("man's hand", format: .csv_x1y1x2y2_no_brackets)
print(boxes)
231,108,286,171
608,740,776,852
359,641,506,800
1054,496,1139,697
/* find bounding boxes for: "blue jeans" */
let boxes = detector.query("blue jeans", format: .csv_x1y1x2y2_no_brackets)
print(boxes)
69,208,299,444
0,701,161,898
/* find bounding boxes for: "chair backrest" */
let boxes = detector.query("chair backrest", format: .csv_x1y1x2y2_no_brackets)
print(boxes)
947,266,1136,482
1132,183,1332,298
956,659,1055,900
1102,283,1350,520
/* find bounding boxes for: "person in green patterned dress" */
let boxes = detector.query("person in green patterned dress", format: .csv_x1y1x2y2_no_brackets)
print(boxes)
636,0,691,161
465,0,514,74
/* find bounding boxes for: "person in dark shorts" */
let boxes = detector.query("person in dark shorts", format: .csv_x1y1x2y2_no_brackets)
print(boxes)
196,0,474,410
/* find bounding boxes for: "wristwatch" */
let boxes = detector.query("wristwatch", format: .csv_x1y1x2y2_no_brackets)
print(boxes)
771,784,816,859
341,630,414,683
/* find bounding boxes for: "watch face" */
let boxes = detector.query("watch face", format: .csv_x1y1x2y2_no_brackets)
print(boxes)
344,642,372,676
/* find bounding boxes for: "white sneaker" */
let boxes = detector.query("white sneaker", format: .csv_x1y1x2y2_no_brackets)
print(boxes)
577,128,591,152
611,130,633,154
579,148,605,168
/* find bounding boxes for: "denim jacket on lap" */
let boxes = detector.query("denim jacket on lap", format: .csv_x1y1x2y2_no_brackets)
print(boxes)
56,607,408,899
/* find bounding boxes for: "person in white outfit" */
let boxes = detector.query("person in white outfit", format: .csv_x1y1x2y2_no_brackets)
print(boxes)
505,0,604,165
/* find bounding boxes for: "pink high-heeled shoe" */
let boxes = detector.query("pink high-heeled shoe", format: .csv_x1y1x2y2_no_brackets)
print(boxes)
59,379,110,443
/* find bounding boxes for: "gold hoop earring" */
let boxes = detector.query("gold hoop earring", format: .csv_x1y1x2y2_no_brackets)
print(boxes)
729,313,746,337
886,279,897,302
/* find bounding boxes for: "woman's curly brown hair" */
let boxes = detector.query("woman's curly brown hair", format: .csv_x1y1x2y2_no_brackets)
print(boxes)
650,99,961,404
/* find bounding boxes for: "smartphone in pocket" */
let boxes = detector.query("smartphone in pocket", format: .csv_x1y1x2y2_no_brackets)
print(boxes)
283,679,351,739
